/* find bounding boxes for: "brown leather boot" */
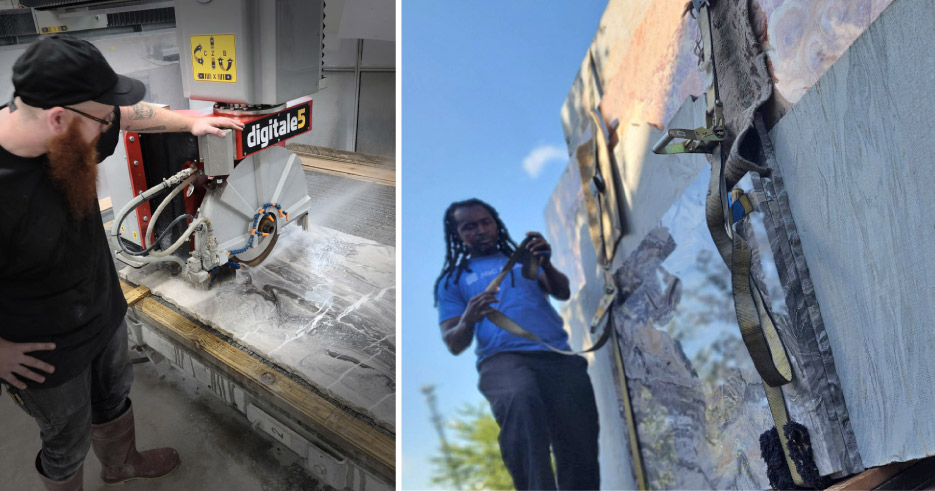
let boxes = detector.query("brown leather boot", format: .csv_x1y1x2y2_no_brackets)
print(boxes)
89,400,180,484
35,452,83,491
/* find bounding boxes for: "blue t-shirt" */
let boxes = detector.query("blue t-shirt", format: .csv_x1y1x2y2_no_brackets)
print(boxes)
436,253,570,366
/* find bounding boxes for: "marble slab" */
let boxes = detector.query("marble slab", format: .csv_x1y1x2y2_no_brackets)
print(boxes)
769,0,935,468
609,171,778,489
569,158,854,489
753,0,894,112
548,99,712,489
752,116,863,476
560,0,891,147
549,86,870,486
560,0,703,150
547,1,910,485
121,223,396,431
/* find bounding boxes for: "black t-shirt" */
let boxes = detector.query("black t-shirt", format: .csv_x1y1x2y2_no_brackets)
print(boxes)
0,107,127,388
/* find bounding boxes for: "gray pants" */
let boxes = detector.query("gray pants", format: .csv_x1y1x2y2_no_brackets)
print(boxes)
6,319,133,480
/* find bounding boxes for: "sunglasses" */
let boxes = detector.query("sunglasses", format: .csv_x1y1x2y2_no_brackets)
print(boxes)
64,106,114,128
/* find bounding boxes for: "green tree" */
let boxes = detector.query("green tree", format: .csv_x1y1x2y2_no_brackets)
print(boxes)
429,402,514,490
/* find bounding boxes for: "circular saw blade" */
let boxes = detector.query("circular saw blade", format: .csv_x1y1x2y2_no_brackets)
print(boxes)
199,146,311,267
233,206,280,265
236,223,278,266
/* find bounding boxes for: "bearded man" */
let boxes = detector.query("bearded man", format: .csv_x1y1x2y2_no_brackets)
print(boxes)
0,35,243,490
434,198,600,490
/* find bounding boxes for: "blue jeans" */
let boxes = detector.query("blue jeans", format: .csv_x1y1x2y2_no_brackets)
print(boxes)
478,351,600,490
6,319,133,480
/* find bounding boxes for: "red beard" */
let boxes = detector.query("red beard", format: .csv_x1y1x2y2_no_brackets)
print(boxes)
46,119,100,220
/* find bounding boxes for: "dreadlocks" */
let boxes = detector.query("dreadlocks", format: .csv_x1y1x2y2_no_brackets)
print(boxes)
433,198,519,306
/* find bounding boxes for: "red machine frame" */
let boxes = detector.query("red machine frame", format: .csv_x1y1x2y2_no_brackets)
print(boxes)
123,96,313,249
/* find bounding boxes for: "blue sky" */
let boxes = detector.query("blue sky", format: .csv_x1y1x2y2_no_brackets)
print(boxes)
401,2,608,488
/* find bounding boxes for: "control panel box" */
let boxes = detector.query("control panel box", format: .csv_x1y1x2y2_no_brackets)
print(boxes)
175,0,324,105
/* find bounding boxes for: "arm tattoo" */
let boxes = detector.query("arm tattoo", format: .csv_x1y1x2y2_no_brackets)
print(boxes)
128,102,155,120
136,125,167,131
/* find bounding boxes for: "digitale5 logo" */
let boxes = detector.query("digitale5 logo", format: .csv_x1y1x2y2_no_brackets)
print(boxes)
242,103,310,155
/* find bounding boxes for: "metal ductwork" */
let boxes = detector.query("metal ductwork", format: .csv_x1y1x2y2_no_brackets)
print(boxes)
106,6,174,27
0,9,37,37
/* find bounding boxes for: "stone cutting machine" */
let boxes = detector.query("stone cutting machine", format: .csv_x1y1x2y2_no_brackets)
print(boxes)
108,0,324,283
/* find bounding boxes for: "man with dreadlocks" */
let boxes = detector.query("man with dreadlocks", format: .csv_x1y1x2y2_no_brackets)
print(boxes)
434,198,600,490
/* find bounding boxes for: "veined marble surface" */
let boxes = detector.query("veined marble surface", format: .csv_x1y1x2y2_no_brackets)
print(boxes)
548,98,709,490
560,0,893,148
611,172,777,489
548,86,862,486
753,0,894,110
121,223,396,431
769,0,935,468
549,2,902,486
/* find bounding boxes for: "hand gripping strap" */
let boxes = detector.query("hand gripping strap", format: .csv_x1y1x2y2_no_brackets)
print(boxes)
483,238,611,355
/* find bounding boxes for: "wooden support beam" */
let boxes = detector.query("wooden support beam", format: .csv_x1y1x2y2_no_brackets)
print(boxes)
123,285,150,307
873,457,935,489
120,281,394,481
119,281,138,295
288,144,396,186
826,460,916,490
299,156,395,186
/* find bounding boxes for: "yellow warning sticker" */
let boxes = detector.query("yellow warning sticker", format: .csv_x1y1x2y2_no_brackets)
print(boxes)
40,25,68,34
132,231,138,239
120,226,125,233
190,34,237,83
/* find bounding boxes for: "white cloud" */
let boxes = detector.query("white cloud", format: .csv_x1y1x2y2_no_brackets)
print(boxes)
522,144,566,179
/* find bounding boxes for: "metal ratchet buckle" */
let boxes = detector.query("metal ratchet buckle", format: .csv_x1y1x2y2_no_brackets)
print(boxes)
652,102,726,155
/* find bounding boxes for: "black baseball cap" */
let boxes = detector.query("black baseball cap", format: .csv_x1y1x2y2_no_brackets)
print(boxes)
11,34,145,109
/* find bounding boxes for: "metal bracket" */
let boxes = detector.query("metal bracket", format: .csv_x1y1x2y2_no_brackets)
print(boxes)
653,0,725,156
590,285,617,333
652,117,727,154
590,269,618,333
